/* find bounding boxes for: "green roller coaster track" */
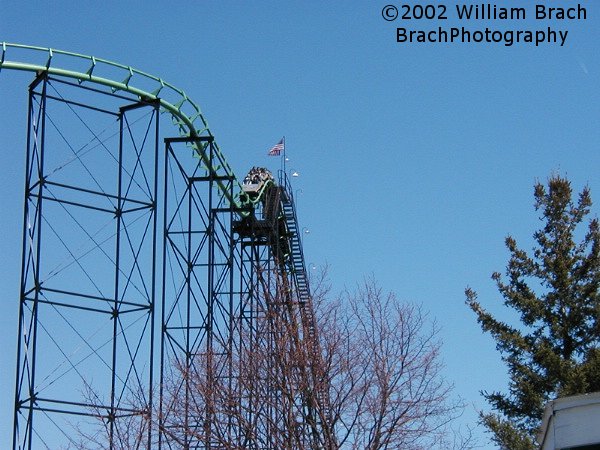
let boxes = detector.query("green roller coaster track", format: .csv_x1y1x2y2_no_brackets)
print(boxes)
0,42,271,215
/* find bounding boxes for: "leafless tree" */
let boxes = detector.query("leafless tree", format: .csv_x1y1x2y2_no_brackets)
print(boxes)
155,272,467,450
317,277,464,450
75,272,473,449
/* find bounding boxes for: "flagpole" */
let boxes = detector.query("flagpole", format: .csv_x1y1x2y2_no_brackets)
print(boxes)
282,136,286,179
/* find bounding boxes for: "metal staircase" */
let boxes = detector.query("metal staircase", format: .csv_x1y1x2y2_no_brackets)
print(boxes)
277,176,334,444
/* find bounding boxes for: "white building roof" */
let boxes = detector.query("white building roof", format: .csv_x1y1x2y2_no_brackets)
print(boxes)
538,391,600,449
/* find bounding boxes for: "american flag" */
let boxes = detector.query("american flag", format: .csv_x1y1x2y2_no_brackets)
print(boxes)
268,138,284,156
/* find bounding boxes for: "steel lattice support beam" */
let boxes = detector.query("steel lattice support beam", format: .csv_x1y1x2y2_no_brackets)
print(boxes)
160,136,236,450
236,234,281,449
13,74,159,450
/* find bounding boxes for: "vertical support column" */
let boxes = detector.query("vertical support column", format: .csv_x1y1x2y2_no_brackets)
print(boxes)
13,75,158,450
160,136,235,449
240,237,276,448
13,72,48,450
233,210,289,450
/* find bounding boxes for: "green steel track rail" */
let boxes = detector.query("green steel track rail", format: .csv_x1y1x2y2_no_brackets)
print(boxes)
0,42,258,215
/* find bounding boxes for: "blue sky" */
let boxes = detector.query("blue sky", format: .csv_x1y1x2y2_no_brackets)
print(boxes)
1,1,599,447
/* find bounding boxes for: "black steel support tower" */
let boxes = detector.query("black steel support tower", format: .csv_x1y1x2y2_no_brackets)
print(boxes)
160,136,236,449
14,73,159,449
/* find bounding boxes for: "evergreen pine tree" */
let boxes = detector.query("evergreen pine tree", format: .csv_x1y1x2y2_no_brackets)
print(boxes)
466,175,600,449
